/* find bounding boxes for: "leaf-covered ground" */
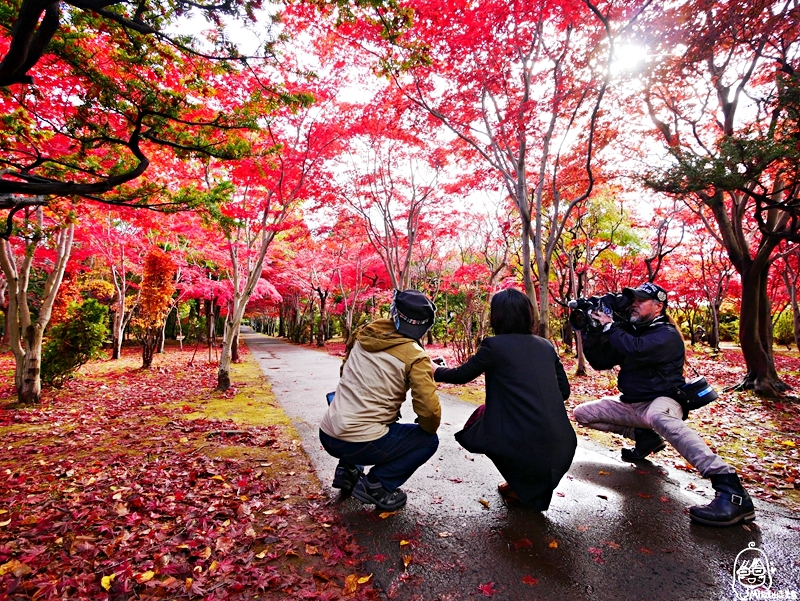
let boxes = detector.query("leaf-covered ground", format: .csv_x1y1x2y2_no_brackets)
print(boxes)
0,346,378,601
314,339,800,512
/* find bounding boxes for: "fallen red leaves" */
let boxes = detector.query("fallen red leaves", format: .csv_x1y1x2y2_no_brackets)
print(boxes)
0,346,377,601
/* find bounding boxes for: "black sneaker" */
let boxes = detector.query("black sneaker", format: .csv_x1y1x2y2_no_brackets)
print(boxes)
332,464,362,492
621,428,667,462
352,476,407,511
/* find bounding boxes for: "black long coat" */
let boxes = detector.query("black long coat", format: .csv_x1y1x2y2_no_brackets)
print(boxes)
434,334,576,507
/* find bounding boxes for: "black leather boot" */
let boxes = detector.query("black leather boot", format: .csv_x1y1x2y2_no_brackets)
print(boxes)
621,428,667,461
689,473,755,526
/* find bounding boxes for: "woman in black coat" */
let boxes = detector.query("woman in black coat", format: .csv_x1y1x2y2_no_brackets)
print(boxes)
433,289,576,510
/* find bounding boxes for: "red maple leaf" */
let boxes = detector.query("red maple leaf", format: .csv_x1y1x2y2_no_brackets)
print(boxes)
477,582,496,596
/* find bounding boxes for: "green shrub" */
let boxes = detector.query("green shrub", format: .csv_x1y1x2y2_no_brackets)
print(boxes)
42,299,109,387
717,307,739,343
773,310,796,347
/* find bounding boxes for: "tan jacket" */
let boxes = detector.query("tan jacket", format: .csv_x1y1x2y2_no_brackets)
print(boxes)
319,319,441,442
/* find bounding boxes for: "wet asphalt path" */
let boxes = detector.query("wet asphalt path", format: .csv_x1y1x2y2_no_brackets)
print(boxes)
242,330,800,601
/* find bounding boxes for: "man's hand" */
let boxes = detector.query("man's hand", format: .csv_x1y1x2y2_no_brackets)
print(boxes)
590,310,613,326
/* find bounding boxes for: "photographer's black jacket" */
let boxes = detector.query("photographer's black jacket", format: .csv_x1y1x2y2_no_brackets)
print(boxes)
582,315,685,403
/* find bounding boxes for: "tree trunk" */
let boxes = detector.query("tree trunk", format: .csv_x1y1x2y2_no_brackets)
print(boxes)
278,304,286,338
316,290,328,347
111,307,123,359
231,326,240,363
519,206,539,334
17,324,44,404
1,217,73,403
561,318,574,354
708,302,721,351
217,301,248,391
537,261,551,339
574,331,587,377
784,268,800,351
736,267,788,397
111,268,127,360
141,331,157,369
1,301,9,350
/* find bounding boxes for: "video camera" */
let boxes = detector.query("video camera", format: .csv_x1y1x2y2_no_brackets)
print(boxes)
568,292,633,333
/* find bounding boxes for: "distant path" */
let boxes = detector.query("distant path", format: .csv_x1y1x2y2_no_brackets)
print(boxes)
242,329,799,601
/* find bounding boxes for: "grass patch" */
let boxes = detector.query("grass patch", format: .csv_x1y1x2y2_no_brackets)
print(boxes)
440,384,486,405
178,356,295,430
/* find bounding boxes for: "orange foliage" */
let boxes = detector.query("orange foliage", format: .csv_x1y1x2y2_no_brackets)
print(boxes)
50,273,83,326
136,249,176,331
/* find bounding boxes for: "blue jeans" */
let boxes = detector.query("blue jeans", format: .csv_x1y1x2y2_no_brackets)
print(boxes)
319,423,439,491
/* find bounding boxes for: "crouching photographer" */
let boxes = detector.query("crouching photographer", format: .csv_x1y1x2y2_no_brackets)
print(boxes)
571,282,756,527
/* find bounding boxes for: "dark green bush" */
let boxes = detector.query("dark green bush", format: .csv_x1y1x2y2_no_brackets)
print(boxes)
42,299,109,387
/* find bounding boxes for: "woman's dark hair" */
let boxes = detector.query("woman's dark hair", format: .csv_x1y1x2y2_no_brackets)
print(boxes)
490,288,535,335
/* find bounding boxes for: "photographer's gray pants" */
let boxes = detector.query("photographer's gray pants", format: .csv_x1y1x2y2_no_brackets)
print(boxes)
573,396,735,477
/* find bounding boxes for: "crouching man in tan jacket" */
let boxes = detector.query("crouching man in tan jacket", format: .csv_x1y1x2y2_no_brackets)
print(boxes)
319,290,441,511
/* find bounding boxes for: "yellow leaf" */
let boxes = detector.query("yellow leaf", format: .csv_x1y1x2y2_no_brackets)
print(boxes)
179,437,189,443
200,547,212,560
402,555,412,568
212,475,225,482
255,550,268,559
0,510,7,514
780,440,796,447
209,561,219,572
399,540,410,546
343,574,358,595
378,511,397,519
0,519,10,527
0,559,31,578
185,577,193,590
101,574,115,591
548,541,559,549
285,549,300,558
478,499,490,508
135,571,155,583
357,574,373,584
598,470,610,476
305,544,318,555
